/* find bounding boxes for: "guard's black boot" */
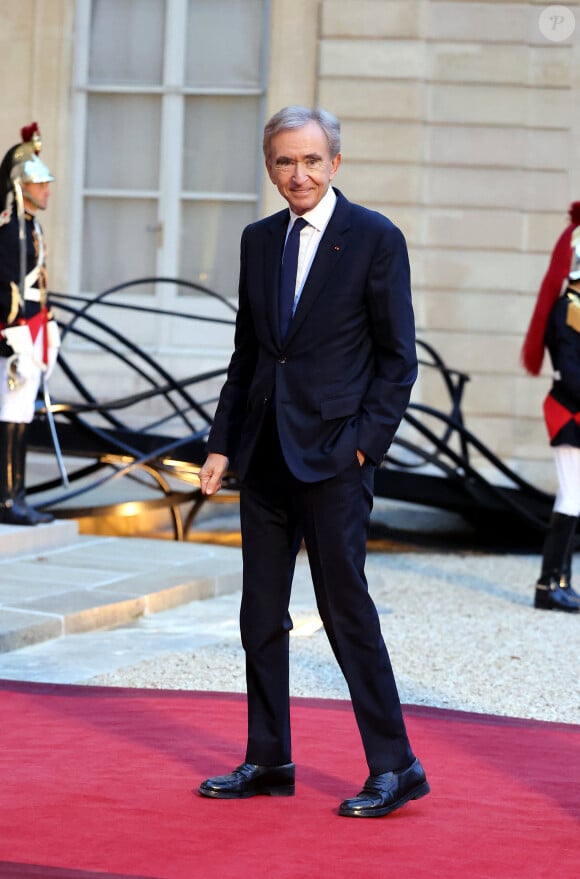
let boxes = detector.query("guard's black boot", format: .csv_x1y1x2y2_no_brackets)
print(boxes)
14,422,54,524
0,421,53,525
534,513,579,613
535,578,579,612
559,521,580,606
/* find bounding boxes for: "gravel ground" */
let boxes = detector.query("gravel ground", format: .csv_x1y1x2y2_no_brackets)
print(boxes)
85,545,580,726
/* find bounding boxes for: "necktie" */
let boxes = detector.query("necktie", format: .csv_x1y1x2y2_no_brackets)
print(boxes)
279,217,307,339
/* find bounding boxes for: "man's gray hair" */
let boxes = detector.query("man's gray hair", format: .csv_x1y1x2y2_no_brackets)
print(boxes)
263,106,341,160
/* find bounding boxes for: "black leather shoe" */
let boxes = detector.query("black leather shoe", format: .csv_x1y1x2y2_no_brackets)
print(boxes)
534,581,579,613
0,499,54,526
561,583,580,606
339,758,430,818
198,762,295,799
557,571,580,606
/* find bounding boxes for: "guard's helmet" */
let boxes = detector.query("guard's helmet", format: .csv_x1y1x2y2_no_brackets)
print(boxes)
8,123,54,184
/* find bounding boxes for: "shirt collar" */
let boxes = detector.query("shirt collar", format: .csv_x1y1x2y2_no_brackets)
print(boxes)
288,186,337,232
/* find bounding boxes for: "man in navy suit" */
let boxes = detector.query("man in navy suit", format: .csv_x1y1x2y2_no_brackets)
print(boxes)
197,106,429,818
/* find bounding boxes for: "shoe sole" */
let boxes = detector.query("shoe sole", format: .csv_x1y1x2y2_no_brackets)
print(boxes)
198,784,295,799
338,780,430,818
534,601,579,613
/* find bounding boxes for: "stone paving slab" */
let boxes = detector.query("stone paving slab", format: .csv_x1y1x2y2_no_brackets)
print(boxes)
0,531,243,654
0,558,124,587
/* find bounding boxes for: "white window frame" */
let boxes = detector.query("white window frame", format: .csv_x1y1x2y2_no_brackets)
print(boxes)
69,0,271,302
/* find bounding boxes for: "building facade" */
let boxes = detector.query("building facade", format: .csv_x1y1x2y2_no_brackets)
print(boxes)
1,0,579,490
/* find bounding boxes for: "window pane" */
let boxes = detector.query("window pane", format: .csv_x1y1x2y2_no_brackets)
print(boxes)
180,202,255,297
83,198,158,292
185,0,265,87
89,0,165,85
182,96,260,193
86,95,161,191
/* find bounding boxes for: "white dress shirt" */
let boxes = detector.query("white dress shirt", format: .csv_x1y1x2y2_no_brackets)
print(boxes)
284,186,337,315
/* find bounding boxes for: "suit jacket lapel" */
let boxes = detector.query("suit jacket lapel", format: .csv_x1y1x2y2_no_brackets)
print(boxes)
285,192,351,343
263,210,289,345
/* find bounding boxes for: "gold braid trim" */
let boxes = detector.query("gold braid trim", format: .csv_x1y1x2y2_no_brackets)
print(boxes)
31,220,48,308
566,296,580,333
37,265,48,307
7,281,20,325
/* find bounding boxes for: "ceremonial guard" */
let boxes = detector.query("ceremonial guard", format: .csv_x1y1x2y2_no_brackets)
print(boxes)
522,202,580,612
0,124,60,525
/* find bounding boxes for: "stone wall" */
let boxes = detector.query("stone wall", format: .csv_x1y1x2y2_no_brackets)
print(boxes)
309,0,580,488
0,0,75,292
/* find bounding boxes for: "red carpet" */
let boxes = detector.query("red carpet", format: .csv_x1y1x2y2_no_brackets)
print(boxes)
0,681,578,879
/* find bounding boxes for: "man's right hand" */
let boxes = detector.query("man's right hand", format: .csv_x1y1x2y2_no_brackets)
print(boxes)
199,452,229,496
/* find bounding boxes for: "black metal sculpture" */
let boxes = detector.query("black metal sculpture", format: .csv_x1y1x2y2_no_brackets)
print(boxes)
28,278,554,548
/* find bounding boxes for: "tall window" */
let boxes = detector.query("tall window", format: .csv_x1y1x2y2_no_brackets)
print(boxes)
71,0,270,300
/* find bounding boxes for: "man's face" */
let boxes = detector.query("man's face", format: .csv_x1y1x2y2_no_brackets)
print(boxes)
22,181,51,213
266,120,341,216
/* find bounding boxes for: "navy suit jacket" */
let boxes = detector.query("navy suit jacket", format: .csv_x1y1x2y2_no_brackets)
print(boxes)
207,188,417,482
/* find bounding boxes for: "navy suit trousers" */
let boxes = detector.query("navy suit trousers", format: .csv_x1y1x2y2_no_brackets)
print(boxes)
239,414,413,775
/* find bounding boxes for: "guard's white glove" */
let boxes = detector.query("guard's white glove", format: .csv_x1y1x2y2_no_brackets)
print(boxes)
47,320,61,349
44,320,61,380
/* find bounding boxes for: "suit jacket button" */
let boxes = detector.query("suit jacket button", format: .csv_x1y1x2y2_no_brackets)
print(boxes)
278,356,286,364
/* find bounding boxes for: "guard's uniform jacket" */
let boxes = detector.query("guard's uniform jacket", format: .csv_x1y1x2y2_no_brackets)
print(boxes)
0,199,49,357
543,287,580,447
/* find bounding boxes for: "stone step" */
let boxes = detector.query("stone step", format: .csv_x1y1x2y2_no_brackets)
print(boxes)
0,532,243,655
0,519,79,560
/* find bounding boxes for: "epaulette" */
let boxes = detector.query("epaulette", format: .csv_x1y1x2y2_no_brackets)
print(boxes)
565,289,580,333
